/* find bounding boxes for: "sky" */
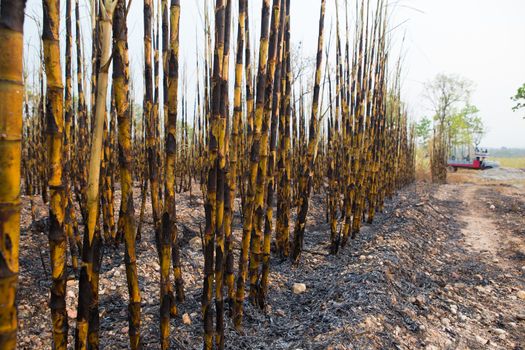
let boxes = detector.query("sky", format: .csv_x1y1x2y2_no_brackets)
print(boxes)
23,0,525,148
392,0,525,148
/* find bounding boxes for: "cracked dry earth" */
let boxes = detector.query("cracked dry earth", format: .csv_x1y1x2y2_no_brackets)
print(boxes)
15,175,525,349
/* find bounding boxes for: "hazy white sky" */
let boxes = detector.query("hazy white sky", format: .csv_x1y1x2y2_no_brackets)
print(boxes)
393,0,525,148
24,0,525,147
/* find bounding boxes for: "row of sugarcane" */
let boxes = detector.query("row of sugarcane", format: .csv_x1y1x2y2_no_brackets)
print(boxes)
0,0,415,349
430,122,449,183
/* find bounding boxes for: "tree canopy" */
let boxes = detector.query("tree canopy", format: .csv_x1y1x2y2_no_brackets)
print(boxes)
414,116,431,145
420,73,484,149
511,83,525,118
423,73,473,124
448,104,484,148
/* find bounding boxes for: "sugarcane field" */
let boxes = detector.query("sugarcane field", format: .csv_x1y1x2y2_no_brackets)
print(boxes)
1,0,525,349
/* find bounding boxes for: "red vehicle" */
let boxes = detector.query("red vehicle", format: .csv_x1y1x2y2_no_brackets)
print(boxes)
448,149,492,171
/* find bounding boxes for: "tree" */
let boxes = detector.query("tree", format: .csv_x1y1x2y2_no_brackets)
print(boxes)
415,116,431,145
511,83,525,118
448,104,484,149
423,73,473,183
423,74,473,125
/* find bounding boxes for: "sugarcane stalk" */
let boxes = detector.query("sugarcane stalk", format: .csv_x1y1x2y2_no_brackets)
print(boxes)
291,0,326,263
0,2,27,348
75,1,117,348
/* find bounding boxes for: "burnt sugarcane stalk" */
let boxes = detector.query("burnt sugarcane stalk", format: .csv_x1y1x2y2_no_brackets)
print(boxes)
42,0,68,347
75,1,117,348
113,0,142,347
215,0,232,347
249,0,281,303
259,0,286,308
202,0,226,348
224,0,246,310
291,0,326,263
275,0,291,259
233,0,271,330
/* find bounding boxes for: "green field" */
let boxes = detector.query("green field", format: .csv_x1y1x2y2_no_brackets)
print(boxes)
492,157,525,168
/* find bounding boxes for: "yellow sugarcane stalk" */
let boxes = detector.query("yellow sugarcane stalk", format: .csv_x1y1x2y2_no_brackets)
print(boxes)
0,2,26,348
113,0,142,347
76,1,117,349
42,0,68,347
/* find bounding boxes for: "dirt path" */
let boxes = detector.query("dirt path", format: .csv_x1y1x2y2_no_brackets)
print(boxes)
460,185,507,267
421,182,525,350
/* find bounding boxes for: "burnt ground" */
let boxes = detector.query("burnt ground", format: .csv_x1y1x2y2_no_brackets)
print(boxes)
15,173,525,349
